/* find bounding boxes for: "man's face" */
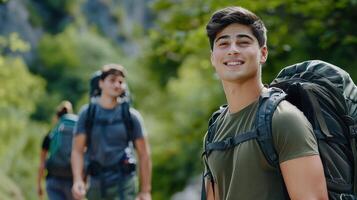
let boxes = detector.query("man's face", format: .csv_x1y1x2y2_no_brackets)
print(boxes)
99,74,126,98
211,23,267,84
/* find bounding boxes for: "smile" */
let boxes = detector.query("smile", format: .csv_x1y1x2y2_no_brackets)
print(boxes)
224,60,245,66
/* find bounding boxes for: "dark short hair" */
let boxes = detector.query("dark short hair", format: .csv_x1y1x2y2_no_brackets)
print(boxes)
206,6,267,50
100,64,126,80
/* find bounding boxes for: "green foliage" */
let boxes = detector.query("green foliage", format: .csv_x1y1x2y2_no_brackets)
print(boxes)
0,36,44,114
28,0,80,32
33,26,124,120
145,0,212,86
0,170,24,200
258,0,357,82
0,34,47,200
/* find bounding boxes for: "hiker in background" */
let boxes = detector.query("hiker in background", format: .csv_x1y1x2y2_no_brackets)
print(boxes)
71,64,152,200
201,6,329,200
37,100,77,200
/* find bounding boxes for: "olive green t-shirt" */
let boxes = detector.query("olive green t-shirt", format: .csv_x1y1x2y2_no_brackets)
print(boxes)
204,99,318,200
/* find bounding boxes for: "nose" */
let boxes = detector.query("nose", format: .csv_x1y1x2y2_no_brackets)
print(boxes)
228,44,240,55
113,81,122,88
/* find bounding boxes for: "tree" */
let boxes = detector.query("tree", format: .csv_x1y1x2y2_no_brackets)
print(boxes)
0,33,47,200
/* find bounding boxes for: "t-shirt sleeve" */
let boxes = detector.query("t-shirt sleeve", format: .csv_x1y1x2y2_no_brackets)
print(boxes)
41,133,51,150
74,104,89,135
272,100,319,163
130,108,146,140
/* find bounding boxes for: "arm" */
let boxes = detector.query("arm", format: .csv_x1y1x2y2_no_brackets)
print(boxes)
37,149,47,199
205,179,215,200
272,101,328,200
280,155,328,200
134,137,152,200
71,134,87,200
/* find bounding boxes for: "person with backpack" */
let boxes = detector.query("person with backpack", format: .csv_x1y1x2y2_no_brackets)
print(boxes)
37,100,78,200
71,64,152,200
201,6,332,200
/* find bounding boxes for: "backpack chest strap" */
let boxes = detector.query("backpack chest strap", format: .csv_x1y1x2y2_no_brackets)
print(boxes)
94,118,124,125
205,130,258,153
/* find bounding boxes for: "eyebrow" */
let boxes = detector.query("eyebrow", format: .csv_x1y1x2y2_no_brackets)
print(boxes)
215,34,254,43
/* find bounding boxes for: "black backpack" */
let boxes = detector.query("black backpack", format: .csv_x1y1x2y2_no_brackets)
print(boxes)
46,114,78,178
202,60,357,200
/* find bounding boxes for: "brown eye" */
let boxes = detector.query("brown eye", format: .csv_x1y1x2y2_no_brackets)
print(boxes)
238,41,250,46
219,42,228,46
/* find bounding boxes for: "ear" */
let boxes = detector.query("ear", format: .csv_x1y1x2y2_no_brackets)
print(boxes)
99,79,104,89
260,46,268,64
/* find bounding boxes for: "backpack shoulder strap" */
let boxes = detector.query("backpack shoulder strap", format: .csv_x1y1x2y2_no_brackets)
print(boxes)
85,103,96,147
255,88,291,199
202,105,227,157
48,121,62,156
121,101,134,141
201,105,227,200
255,88,286,168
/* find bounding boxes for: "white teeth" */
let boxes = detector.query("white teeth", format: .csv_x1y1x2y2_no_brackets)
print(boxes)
226,61,243,66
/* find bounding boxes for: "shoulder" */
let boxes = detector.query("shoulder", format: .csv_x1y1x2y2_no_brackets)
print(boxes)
129,107,141,116
209,105,228,125
129,107,144,122
272,100,306,124
76,104,92,123
272,100,313,138
272,100,318,162
78,104,90,115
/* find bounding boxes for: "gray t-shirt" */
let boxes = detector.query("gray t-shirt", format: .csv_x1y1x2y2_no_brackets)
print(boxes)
75,102,145,183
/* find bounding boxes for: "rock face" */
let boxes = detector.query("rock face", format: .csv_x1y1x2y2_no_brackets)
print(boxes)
82,0,153,55
0,0,42,63
0,0,153,63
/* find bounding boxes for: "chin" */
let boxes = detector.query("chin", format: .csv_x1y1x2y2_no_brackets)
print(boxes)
220,72,241,80
108,93,120,98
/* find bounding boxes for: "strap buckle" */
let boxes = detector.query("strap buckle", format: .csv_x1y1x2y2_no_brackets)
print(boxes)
350,125,357,138
339,193,357,200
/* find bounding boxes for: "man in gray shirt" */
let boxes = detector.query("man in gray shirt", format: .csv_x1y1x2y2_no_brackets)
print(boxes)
71,64,152,200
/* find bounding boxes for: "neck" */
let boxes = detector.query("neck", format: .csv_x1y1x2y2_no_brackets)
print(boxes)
99,94,119,109
222,78,264,113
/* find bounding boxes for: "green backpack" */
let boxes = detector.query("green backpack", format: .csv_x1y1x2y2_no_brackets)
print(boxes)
46,114,78,178
202,60,357,200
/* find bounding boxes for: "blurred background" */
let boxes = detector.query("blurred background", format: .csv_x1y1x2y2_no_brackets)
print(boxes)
0,0,356,199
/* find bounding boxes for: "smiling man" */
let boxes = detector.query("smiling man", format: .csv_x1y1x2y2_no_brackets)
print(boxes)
202,6,328,200
71,64,152,200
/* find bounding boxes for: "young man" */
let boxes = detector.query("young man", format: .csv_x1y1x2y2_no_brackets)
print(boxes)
203,6,328,200
38,100,76,200
71,64,152,200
